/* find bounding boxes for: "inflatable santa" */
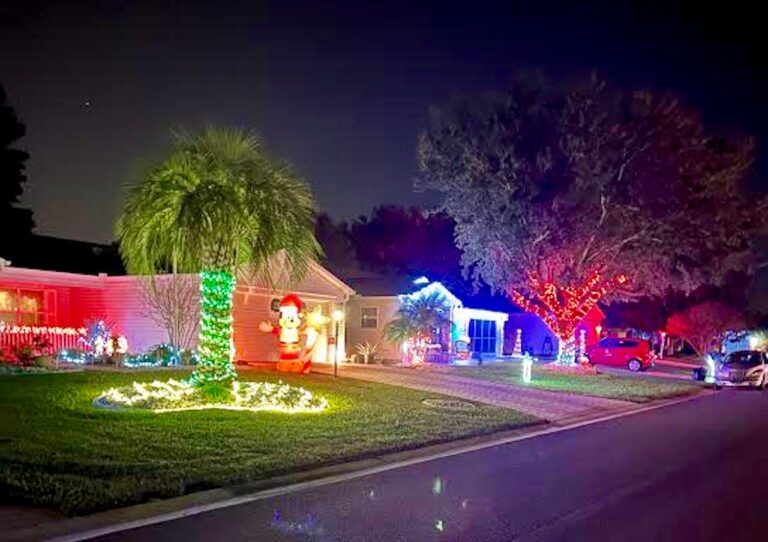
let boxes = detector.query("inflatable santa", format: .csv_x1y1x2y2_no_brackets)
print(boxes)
259,294,312,374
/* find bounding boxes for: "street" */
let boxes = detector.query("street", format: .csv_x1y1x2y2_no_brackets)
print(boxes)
96,390,768,542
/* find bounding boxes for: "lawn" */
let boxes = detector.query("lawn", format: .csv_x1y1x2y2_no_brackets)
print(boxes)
449,363,703,402
0,369,537,515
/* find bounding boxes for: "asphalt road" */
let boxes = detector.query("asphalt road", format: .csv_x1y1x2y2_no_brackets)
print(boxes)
98,390,768,542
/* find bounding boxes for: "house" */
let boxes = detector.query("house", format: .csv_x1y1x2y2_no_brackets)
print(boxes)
344,274,509,361
0,257,354,364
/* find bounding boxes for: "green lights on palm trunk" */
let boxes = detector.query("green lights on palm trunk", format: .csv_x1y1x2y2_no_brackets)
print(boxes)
191,270,238,384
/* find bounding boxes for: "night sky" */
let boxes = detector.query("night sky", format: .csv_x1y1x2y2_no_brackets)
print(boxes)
2,0,765,243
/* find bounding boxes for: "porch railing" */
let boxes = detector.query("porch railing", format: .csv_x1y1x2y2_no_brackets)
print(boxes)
0,324,85,354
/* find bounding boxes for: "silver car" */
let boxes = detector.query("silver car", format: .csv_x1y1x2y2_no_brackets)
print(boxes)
714,350,768,389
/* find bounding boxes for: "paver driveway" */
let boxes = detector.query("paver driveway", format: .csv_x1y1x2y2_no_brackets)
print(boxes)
315,364,635,422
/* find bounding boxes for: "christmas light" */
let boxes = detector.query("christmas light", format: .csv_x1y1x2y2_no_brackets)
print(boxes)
510,271,627,364
578,329,587,364
522,353,533,384
94,379,329,413
191,270,238,384
0,323,86,336
512,328,522,358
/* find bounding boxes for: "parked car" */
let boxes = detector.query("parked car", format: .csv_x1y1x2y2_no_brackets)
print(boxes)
713,350,768,389
584,338,654,372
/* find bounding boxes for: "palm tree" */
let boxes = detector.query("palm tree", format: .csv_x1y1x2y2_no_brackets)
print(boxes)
116,127,320,383
384,291,452,364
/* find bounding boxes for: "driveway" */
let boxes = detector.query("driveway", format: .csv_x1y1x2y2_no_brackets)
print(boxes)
315,364,634,423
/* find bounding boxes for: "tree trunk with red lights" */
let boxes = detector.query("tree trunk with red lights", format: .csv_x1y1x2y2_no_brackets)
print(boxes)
509,271,627,364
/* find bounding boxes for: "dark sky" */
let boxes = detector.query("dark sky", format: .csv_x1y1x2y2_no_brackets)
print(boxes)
2,0,765,243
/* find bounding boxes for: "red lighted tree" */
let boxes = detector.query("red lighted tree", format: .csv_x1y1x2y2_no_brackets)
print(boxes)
666,301,744,356
418,76,764,362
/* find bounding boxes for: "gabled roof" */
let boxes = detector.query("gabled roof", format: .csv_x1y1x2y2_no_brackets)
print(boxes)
399,281,463,307
308,260,356,296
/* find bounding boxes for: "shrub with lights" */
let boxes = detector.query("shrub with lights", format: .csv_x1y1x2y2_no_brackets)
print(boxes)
109,127,321,412
122,344,198,368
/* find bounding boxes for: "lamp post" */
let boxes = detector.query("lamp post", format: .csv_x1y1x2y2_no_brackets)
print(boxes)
331,309,344,378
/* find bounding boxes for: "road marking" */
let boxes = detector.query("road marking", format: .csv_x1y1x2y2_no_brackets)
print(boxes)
49,391,711,542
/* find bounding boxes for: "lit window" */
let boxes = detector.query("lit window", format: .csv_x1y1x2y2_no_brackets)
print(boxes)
361,307,378,329
468,319,497,354
0,288,52,325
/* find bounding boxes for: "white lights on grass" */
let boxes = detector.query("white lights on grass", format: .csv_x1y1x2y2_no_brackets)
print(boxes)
94,379,329,413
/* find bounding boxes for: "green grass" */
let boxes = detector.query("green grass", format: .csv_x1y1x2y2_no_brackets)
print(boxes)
449,363,703,402
0,370,536,515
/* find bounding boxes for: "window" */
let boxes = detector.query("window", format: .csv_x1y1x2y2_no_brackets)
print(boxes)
0,288,53,325
361,307,378,329
468,319,497,354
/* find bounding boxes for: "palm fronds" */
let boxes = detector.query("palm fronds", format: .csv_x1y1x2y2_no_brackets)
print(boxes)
115,127,320,281
383,291,452,344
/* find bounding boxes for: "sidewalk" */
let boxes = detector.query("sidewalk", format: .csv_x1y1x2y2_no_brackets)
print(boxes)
314,364,635,423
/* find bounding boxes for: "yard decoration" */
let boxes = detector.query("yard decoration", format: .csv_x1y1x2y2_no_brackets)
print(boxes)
521,353,533,384
512,328,522,358
94,379,328,413
259,293,320,374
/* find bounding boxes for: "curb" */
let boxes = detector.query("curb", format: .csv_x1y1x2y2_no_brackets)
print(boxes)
5,389,712,542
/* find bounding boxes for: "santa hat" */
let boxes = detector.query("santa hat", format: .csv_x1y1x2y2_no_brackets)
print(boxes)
279,294,303,311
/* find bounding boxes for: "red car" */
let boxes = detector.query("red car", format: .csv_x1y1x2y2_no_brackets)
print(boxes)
584,338,654,372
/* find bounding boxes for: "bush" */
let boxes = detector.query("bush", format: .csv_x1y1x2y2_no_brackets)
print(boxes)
122,344,198,368
32,355,55,369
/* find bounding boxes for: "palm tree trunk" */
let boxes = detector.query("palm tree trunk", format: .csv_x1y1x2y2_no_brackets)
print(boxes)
191,270,238,384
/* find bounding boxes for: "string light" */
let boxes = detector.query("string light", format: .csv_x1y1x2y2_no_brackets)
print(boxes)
511,271,628,364
0,323,86,336
512,328,522,358
522,353,533,384
94,379,329,413
190,270,238,384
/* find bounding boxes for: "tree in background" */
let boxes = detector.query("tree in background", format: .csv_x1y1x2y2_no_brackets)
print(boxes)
418,76,764,362
117,127,319,383
0,84,34,254
349,206,462,281
315,212,358,273
666,301,745,356
384,291,452,365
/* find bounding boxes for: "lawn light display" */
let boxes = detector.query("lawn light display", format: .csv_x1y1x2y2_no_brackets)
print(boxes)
94,378,329,413
510,271,628,364
512,328,523,358
260,294,326,374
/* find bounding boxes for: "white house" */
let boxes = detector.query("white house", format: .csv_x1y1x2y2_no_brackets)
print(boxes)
344,275,509,362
